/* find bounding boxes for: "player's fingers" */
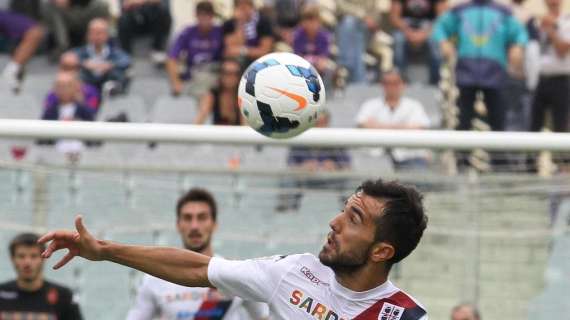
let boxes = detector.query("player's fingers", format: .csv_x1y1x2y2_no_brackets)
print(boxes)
43,238,67,258
53,251,75,270
75,215,89,237
38,231,55,244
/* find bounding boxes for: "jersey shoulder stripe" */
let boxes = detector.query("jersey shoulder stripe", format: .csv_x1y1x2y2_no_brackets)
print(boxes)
353,291,426,320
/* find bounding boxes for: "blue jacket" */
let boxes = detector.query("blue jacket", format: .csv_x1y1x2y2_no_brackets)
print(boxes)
432,0,528,88
74,43,131,72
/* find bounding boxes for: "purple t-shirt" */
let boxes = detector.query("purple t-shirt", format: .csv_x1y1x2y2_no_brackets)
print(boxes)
168,25,223,79
293,27,331,61
44,83,101,114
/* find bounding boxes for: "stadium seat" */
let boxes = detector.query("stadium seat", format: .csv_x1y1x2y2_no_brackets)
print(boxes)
0,92,42,119
149,95,198,124
96,94,149,123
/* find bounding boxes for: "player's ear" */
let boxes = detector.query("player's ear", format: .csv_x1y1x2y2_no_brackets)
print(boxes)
370,242,394,263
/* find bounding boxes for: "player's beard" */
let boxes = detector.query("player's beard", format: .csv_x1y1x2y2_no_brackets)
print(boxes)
319,240,374,274
183,232,212,254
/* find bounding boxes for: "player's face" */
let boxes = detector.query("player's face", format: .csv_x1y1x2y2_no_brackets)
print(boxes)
11,245,44,282
319,192,382,271
177,201,217,253
382,73,404,101
451,306,477,320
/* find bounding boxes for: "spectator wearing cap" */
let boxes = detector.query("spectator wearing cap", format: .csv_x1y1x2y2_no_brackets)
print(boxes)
117,0,172,65
166,1,223,99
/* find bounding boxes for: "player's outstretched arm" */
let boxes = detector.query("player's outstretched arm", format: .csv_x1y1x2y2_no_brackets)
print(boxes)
39,216,212,287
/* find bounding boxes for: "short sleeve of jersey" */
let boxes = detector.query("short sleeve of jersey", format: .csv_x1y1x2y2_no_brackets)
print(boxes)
208,255,296,303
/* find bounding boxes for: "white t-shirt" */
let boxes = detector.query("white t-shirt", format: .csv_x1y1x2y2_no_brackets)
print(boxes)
355,97,431,162
539,14,570,75
126,274,269,320
208,254,428,320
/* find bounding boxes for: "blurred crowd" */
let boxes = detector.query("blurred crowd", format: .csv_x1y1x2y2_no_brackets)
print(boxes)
0,0,569,172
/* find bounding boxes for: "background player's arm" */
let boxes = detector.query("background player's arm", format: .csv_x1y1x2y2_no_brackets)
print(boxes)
39,216,212,288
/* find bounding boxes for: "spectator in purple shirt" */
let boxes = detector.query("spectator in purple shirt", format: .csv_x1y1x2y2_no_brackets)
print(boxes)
166,1,223,98
0,10,44,93
42,72,95,122
44,51,101,115
293,5,334,89
223,0,274,67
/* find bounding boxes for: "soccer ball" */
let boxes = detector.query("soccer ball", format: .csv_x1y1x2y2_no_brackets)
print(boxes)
238,52,326,139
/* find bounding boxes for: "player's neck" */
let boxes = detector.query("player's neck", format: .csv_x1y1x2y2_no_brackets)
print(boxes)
334,265,388,292
17,276,44,292
198,246,214,257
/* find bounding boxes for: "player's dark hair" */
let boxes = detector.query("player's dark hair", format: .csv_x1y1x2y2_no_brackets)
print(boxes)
176,188,218,222
196,1,214,16
358,179,427,269
234,0,254,7
9,233,45,257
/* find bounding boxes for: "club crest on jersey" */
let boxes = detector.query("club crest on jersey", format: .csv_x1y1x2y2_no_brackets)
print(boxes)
379,303,405,320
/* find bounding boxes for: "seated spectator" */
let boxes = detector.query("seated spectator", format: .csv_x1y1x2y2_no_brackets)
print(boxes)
0,10,44,93
390,0,447,84
432,0,527,133
75,18,131,95
223,0,274,66
293,5,333,87
42,71,95,122
194,59,244,125
355,69,431,170
277,110,350,212
335,0,383,83
43,0,110,59
273,0,304,45
451,303,480,320
166,1,223,98
0,233,83,319
44,51,101,114
118,0,172,65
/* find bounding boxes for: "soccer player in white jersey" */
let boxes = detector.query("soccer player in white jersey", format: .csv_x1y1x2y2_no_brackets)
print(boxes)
126,188,268,320
39,179,429,319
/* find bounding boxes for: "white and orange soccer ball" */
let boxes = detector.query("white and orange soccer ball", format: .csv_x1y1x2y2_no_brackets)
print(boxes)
238,52,326,139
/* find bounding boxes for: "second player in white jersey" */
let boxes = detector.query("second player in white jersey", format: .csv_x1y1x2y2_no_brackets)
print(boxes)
127,274,267,320
125,188,268,320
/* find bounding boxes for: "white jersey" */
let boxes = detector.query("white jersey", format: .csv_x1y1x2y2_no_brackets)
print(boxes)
208,254,428,320
126,274,269,320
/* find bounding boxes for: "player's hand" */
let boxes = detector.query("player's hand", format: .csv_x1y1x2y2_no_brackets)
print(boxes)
39,215,105,269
